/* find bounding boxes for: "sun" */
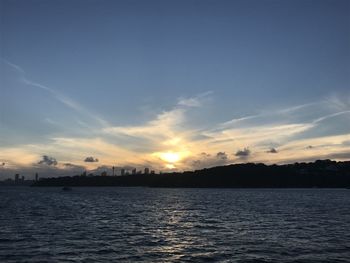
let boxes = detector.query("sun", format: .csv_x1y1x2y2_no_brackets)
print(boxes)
159,152,181,163
153,150,190,168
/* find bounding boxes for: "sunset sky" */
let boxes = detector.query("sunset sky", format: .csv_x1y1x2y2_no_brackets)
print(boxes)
1,0,350,178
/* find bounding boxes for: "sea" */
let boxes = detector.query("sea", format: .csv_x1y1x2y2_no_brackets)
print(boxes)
0,187,349,262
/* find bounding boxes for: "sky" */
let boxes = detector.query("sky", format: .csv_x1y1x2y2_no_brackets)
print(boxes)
1,0,350,179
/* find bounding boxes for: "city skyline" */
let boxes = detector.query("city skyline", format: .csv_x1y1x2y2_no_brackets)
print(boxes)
1,0,350,178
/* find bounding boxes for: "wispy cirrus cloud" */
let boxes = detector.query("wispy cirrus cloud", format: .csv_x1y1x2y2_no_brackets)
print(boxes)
177,91,212,107
2,59,108,127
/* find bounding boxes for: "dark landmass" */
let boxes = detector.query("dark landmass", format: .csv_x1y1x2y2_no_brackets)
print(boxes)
32,160,350,188
0,180,34,186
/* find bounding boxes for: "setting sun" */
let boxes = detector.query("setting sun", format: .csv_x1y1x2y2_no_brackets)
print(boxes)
159,152,181,163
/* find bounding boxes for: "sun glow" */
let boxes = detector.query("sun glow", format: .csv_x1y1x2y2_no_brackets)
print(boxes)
165,163,176,169
159,152,181,163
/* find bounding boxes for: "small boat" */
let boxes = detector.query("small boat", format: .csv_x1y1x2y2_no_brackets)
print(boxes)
62,186,72,191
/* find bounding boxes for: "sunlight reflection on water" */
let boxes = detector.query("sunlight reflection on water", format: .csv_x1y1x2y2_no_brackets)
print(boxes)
0,187,350,262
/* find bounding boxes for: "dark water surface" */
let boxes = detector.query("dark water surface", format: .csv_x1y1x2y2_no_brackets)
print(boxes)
0,187,349,262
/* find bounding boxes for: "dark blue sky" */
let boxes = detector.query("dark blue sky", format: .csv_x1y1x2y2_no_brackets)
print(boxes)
1,0,350,176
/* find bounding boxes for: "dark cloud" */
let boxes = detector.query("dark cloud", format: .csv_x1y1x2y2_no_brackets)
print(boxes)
187,151,231,169
1,162,5,166
267,148,278,153
192,160,202,166
306,145,313,149
63,163,85,169
84,156,99,162
324,152,350,160
38,155,57,166
216,152,228,160
90,165,114,175
235,148,251,157
342,140,350,146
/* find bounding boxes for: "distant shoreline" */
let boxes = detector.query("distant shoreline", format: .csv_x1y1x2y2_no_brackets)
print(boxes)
32,159,350,188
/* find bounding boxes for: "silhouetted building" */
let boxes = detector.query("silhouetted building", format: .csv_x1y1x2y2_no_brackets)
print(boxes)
112,166,115,176
21,176,25,181
150,170,155,174
121,169,125,176
15,174,19,183
132,168,136,175
101,171,107,176
35,173,38,181
144,168,149,175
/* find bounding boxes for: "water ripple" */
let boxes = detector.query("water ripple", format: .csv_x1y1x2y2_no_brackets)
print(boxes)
0,187,349,262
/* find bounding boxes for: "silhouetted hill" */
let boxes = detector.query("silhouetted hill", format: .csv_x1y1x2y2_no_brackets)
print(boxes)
33,160,350,188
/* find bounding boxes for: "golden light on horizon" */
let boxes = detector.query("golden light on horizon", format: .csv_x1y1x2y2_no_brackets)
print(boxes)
165,163,176,169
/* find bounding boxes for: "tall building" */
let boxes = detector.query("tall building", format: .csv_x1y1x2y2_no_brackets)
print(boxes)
15,174,19,183
35,173,38,181
132,168,136,175
144,168,150,175
121,169,125,176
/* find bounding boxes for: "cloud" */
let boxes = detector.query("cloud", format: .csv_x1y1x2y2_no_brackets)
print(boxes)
104,108,185,139
63,163,84,168
267,148,278,153
102,92,212,153
235,148,251,157
188,151,231,169
177,91,212,107
342,140,350,146
216,152,228,160
192,160,202,167
178,98,201,107
38,155,58,166
84,156,99,162
322,151,350,160
1,81,350,176
2,60,108,127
